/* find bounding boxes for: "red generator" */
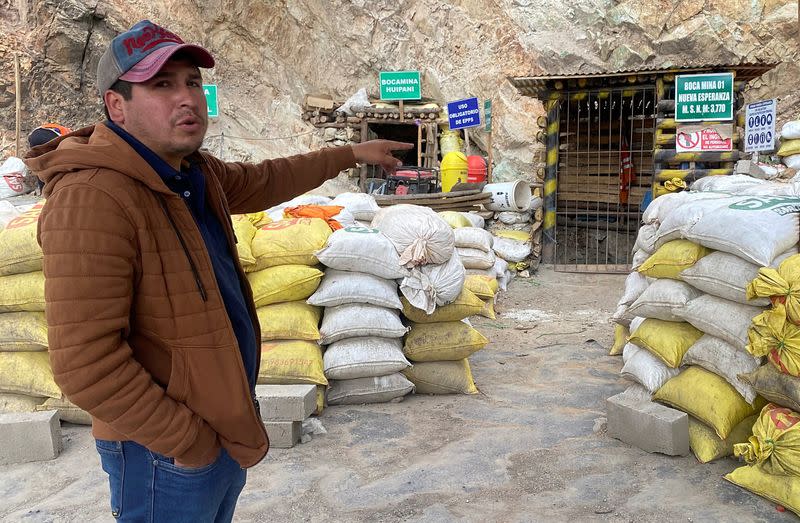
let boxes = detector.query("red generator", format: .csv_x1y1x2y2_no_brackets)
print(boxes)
385,167,439,195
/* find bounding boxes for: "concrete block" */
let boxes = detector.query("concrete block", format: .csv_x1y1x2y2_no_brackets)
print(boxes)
607,386,689,456
264,420,301,449
734,160,768,179
256,384,316,421
0,410,62,465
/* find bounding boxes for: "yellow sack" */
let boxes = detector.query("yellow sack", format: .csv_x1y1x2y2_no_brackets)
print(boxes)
747,255,800,325
315,385,326,415
247,265,323,308
734,403,800,476
637,240,711,280
438,211,472,229
404,321,488,362
478,297,496,320
250,218,332,271
689,414,756,464
0,312,48,351
654,366,764,439
401,289,484,323
747,304,800,376
230,215,257,267
36,397,91,425
725,465,800,517
0,351,61,398
628,319,703,368
0,271,45,313
403,359,478,394
778,138,800,157
0,392,43,413
258,340,327,386
609,324,629,356
246,211,271,228
494,230,531,242
464,274,498,300
256,302,321,341
0,202,44,276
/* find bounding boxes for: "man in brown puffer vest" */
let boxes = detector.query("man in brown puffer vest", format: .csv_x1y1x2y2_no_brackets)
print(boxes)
25,19,410,523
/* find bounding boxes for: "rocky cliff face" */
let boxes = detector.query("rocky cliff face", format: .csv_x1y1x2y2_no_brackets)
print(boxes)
1,0,798,177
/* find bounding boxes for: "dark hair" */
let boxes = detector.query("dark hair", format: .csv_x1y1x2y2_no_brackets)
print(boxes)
103,79,134,121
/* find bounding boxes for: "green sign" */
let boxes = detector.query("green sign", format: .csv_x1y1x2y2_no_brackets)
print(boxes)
675,73,733,122
379,71,421,101
203,84,219,118
484,99,492,132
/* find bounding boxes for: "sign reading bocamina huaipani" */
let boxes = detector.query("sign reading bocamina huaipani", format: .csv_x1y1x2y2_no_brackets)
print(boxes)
675,73,733,122
379,71,421,101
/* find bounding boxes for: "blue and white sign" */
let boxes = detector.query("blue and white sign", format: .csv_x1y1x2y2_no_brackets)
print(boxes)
447,97,481,130
745,99,776,153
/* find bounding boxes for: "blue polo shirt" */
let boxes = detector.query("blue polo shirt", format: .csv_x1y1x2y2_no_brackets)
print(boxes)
107,122,258,392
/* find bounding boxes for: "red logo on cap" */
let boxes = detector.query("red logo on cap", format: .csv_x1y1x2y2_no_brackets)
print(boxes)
123,25,183,56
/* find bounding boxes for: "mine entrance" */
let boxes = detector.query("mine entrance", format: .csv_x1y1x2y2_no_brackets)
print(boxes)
553,86,656,272
360,120,439,193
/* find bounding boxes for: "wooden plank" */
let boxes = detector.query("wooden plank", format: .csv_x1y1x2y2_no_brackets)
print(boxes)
374,189,481,202
559,174,652,186
560,157,653,166
558,184,649,196
557,191,646,204
376,201,486,211
653,150,740,163
424,203,487,211
560,165,620,175
560,167,653,176
654,168,734,182
359,120,369,192
376,194,491,207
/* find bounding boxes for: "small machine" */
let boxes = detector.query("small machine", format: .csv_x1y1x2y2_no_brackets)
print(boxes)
383,166,439,195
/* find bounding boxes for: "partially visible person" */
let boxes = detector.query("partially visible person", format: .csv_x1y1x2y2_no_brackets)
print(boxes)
27,123,71,193
24,19,410,523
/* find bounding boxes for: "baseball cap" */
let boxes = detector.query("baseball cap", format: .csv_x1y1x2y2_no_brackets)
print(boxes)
96,20,214,96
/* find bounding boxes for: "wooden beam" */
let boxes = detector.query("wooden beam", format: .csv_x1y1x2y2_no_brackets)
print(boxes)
14,53,21,157
653,150,740,162
654,168,733,182
557,191,646,204
359,119,368,192
373,189,481,201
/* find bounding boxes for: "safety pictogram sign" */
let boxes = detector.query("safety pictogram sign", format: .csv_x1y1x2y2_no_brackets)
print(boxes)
676,124,733,153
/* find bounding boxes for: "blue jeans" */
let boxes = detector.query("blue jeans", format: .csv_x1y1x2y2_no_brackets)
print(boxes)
96,439,247,522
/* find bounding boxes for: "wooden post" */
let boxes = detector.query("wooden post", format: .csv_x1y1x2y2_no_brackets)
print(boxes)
542,96,561,264
14,53,21,157
417,121,422,166
487,129,493,183
399,100,404,123
359,120,369,192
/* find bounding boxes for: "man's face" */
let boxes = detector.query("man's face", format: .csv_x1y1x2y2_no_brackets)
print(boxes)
105,58,208,168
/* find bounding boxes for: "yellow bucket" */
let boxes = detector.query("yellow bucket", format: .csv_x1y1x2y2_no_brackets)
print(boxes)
440,151,468,192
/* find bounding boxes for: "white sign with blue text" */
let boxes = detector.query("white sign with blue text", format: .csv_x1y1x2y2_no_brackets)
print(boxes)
745,99,776,153
447,97,481,130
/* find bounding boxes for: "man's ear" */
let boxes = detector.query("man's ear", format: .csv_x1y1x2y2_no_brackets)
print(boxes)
104,90,126,124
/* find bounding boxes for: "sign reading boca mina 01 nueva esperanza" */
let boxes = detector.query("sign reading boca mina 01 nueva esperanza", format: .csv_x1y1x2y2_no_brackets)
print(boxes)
675,72,734,122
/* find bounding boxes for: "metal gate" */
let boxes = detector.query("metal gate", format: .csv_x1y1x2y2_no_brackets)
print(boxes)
553,86,656,273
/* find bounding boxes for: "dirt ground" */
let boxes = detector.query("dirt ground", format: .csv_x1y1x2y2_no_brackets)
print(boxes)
0,269,794,522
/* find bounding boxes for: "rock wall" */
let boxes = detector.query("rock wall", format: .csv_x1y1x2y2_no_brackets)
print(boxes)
1,1,798,177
